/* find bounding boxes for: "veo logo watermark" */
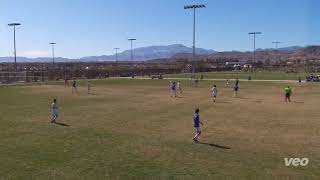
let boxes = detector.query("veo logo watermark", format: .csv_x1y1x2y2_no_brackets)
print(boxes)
284,158,309,166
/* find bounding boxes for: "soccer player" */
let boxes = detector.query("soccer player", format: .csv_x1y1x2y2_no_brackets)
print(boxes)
233,85,239,97
189,76,192,85
194,78,199,88
298,76,302,86
64,78,69,87
284,86,292,102
170,80,177,98
211,85,218,102
87,80,91,94
51,99,58,123
177,81,183,95
72,80,77,94
235,78,239,87
226,78,230,87
193,108,203,143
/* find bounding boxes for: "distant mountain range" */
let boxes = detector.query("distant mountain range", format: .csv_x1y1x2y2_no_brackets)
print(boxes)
256,46,303,52
0,44,216,63
0,57,76,63
173,45,320,62
80,44,216,62
0,44,318,63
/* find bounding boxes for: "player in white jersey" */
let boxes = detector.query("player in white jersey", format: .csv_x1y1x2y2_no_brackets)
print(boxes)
177,81,183,95
211,85,218,102
72,80,77,94
87,80,91,94
51,99,58,123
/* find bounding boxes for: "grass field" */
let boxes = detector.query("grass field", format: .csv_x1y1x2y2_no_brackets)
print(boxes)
0,77,320,179
163,71,311,80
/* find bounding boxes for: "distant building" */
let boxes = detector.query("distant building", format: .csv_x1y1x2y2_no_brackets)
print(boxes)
243,64,253,68
225,61,249,70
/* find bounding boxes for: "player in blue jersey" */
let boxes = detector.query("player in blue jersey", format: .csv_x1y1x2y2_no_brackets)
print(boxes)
233,85,239,97
170,80,177,98
193,108,204,143
51,99,58,123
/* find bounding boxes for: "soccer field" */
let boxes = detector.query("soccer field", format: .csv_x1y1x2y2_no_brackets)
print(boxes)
0,79,319,179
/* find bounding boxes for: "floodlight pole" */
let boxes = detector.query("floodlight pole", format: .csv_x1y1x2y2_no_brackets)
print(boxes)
184,4,206,75
49,42,56,69
248,32,261,70
128,39,136,61
41,63,44,82
8,23,21,71
114,48,120,62
272,41,281,49
272,41,282,62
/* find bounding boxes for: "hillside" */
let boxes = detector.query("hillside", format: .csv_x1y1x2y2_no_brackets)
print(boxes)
172,46,320,62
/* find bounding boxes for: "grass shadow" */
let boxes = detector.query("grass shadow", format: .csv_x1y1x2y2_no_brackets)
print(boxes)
198,141,231,149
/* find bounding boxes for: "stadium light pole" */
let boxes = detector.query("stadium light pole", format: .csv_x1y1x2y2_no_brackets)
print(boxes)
272,41,282,62
114,48,120,62
184,4,206,75
272,41,281,49
248,32,262,63
49,42,56,69
128,38,136,62
8,23,21,71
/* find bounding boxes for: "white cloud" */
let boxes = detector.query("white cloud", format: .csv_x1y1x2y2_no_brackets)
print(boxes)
21,51,50,58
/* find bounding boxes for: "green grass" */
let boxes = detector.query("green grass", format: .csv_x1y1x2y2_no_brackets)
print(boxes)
162,71,310,80
0,79,319,179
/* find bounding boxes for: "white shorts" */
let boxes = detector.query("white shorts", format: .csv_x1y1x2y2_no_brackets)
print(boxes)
212,93,217,97
194,127,201,132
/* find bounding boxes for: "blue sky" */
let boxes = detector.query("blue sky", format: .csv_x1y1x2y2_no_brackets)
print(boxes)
0,0,319,58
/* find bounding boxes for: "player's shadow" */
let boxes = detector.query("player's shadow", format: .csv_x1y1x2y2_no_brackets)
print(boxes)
198,142,231,149
292,101,304,104
88,93,97,95
216,101,231,104
53,122,70,127
236,97,250,100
